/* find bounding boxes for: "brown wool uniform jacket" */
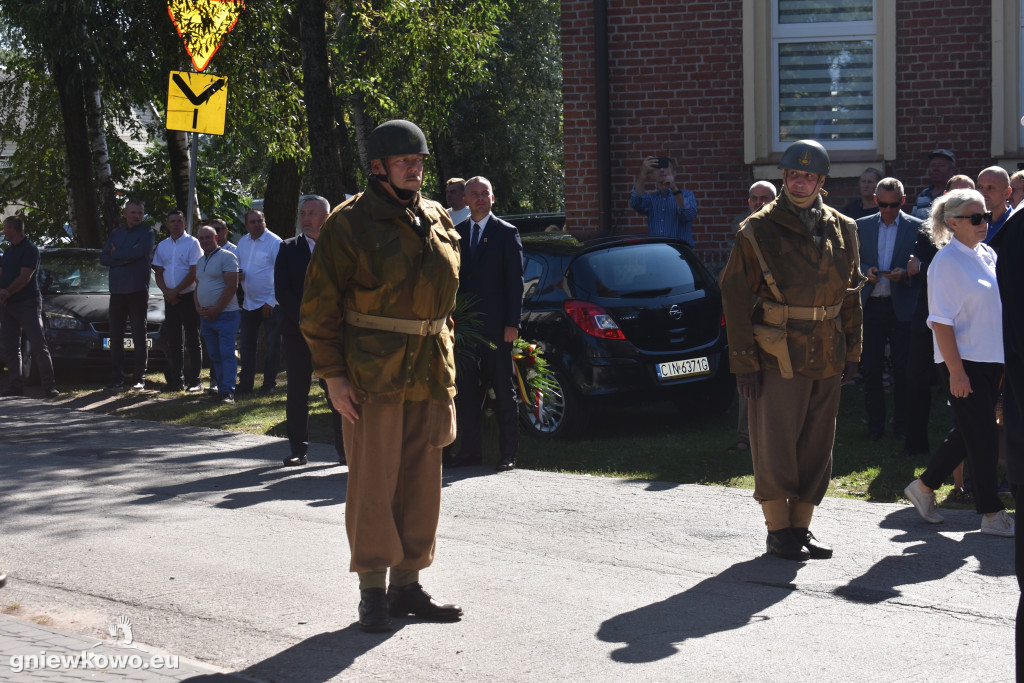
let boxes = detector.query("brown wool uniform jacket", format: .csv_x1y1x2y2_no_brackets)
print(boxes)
720,196,864,379
300,182,461,403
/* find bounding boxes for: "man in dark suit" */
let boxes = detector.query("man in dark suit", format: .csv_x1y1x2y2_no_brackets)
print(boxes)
994,188,1024,681
274,195,345,467
450,176,524,471
856,177,923,442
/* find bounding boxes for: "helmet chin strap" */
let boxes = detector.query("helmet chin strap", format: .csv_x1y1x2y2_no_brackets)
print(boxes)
375,160,416,201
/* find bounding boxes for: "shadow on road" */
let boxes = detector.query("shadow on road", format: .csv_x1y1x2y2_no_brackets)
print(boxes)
596,555,800,664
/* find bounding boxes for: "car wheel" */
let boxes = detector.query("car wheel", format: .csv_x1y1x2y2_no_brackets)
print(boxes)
518,367,583,438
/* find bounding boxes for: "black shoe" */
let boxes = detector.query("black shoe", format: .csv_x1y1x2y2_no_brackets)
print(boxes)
1,387,24,397
791,527,833,559
496,455,515,471
165,384,184,393
765,529,810,561
358,588,393,633
235,387,253,397
44,388,60,399
448,452,482,468
105,380,123,390
283,454,308,467
338,452,347,466
218,393,235,404
387,582,462,621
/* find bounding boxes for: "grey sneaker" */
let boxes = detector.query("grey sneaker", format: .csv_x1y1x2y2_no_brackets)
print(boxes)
980,510,1015,537
904,479,944,523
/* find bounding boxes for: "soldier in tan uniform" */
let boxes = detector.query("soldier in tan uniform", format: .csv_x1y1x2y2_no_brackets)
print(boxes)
301,120,463,632
720,140,864,561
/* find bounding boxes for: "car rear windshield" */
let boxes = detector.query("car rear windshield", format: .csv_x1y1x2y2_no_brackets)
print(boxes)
570,243,702,298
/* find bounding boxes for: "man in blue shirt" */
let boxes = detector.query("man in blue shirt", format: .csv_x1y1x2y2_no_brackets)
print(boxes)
978,166,1014,247
0,216,58,398
100,199,155,390
629,155,697,246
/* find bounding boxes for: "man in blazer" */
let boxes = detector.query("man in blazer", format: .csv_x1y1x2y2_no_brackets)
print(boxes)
856,177,923,442
274,195,345,466
450,176,524,471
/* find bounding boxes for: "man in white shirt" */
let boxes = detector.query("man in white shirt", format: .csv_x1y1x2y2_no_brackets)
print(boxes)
445,178,471,226
856,177,922,443
236,209,282,396
153,210,203,392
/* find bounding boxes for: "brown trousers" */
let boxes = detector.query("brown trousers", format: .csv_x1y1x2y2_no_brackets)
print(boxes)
343,398,456,573
749,370,841,505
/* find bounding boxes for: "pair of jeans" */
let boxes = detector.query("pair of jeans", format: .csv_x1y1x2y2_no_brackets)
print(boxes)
163,291,202,388
201,310,240,396
1,297,56,391
238,305,281,393
108,290,149,383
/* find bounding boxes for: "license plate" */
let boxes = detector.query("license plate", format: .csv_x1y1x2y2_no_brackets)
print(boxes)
656,356,710,379
103,338,153,350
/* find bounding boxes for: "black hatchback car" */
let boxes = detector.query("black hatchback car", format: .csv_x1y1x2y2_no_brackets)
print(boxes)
518,233,731,437
0,248,167,378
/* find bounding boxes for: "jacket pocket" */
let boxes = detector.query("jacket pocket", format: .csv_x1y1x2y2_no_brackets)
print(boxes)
345,329,407,395
427,397,457,448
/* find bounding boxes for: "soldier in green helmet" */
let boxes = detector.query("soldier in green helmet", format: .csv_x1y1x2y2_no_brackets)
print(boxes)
719,139,865,562
301,119,463,632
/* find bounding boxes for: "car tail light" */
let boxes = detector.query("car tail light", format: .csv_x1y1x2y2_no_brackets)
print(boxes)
564,300,626,340
720,313,726,327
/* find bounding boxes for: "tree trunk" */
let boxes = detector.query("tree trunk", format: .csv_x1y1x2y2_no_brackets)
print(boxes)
297,0,347,207
350,94,374,173
263,156,302,239
53,56,102,248
83,62,119,234
165,128,192,214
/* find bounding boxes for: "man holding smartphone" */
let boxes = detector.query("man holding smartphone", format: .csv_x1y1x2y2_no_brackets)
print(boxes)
629,155,697,246
856,177,922,442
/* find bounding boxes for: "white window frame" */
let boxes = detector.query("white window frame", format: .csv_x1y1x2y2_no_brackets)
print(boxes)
771,3,876,152
744,0,896,179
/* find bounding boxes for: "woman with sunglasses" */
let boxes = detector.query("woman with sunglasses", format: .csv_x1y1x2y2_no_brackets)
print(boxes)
903,188,1014,536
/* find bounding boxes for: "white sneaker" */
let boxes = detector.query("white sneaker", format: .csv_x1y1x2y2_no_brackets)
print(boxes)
904,479,944,523
980,510,1015,537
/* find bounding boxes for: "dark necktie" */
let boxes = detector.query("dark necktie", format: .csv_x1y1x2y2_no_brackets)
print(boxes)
471,223,481,254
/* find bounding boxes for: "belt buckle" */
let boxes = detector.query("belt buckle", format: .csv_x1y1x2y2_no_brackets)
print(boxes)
814,306,826,321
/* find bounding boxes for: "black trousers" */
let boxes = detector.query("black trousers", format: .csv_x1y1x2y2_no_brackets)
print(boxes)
921,361,1004,515
861,297,910,437
455,340,519,459
163,291,202,388
904,326,936,453
109,290,149,383
282,332,344,458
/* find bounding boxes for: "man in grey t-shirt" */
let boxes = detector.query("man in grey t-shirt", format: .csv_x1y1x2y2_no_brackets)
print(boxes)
195,225,240,403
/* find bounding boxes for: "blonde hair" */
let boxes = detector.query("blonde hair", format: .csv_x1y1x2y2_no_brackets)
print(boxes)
926,188,985,248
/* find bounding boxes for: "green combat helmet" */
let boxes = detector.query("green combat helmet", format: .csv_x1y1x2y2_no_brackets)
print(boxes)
366,119,430,162
778,139,830,176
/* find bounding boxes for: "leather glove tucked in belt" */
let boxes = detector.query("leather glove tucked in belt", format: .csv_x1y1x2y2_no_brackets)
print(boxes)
841,361,860,385
736,371,762,400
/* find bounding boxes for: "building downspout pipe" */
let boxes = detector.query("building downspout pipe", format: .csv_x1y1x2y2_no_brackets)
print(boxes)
594,0,611,233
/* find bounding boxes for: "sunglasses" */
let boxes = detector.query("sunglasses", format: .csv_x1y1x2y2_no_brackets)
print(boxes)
953,211,993,225
876,201,902,209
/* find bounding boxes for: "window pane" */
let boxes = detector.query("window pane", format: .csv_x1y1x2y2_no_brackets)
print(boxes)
778,40,873,142
778,0,872,23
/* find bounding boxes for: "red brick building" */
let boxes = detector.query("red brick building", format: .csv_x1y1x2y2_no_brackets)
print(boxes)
562,0,1024,269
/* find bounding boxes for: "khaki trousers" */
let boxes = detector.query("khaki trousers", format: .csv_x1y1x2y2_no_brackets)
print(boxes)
749,370,841,505
343,398,456,573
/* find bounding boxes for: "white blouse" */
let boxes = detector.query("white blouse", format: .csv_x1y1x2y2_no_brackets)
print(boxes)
926,237,1003,364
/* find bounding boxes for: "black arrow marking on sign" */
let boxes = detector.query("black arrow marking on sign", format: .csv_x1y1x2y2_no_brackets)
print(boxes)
172,74,226,129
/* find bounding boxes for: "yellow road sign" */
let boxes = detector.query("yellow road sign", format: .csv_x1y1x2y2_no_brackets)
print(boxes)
166,71,228,135
167,0,244,72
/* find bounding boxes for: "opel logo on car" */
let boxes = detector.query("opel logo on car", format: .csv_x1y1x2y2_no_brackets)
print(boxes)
668,304,682,320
